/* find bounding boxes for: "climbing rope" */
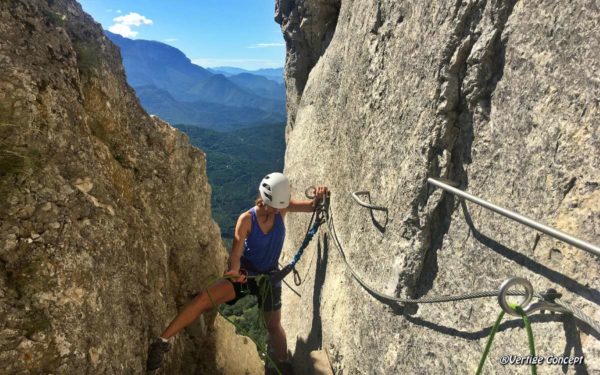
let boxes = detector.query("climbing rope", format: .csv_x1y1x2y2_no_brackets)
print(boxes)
475,309,505,375
519,305,538,375
327,207,535,303
476,304,537,375
553,299,600,333
270,191,328,285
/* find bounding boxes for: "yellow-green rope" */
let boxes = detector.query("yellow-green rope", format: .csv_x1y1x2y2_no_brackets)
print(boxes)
475,310,505,375
476,304,536,375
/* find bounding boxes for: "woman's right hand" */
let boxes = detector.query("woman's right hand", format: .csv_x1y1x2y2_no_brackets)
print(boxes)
224,269,247,283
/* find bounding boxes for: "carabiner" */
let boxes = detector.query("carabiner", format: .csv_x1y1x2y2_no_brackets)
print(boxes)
305,186,316,199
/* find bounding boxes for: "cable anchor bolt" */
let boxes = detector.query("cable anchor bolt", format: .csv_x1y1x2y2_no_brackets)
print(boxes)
498,277,571,317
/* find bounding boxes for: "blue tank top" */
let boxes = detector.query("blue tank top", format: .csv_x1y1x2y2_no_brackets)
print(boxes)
241,207,286,274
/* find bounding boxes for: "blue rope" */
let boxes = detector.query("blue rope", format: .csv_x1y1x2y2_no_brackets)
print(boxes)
270,220,322,283
291,222,321,266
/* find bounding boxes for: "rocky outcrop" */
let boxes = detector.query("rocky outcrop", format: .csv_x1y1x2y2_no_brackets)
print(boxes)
0,1,259,373
278,0,600,374
275,0,341,137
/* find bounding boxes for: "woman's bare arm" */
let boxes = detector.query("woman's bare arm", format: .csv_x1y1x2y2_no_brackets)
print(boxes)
225,212,251,281
285,186,329,213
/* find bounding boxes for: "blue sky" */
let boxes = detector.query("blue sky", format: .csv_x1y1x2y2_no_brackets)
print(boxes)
78,0,285,70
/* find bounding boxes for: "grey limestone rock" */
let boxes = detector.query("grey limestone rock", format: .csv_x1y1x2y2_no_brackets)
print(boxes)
0,0,260,373
277,0,600,374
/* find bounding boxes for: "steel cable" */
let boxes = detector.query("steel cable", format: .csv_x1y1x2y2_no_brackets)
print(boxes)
326,207,600,336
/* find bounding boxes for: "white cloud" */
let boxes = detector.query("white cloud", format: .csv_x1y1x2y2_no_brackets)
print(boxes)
192,58,282,70
113,12,153,26
109,23,138,38
116,9,122,14
248,42,285,49
108,12,153,38
165,38,178,43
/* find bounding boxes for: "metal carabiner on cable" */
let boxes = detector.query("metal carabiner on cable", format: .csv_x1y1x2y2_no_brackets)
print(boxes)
498,277,571,317
305,186,316,199
305,185,330,223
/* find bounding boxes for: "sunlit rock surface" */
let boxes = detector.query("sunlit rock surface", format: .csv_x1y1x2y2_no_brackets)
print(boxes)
277,1,600,373
0,1,261,373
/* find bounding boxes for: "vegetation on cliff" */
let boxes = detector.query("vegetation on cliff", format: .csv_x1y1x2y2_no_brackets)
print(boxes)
176,123,286,244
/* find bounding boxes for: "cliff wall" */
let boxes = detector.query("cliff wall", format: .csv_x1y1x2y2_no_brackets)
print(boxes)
0,1,260,373
277,1,600,373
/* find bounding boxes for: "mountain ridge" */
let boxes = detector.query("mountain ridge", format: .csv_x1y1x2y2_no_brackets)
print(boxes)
135,85,283,131
105,30,286,129
209,67,285,84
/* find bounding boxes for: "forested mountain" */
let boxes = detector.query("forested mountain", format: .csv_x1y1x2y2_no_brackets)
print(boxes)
176,124,286,243
105,31,212,95
135,85,282,131
228,73,286,100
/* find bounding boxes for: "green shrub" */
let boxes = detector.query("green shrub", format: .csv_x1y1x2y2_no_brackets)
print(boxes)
220,295,269,352
0,149,25,178
74,43,102,77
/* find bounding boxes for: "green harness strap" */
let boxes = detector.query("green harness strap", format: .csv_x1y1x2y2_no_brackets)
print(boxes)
476,304,537,375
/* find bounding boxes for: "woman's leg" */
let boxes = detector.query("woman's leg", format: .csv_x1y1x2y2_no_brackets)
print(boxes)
160,279,236,339
264,309,288,362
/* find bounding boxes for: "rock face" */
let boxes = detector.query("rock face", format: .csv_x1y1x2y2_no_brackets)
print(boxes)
0,1,259,373
276,0,341,138
277,1,600,374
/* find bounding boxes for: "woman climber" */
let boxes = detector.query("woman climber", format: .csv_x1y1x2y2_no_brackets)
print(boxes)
146,172,328,372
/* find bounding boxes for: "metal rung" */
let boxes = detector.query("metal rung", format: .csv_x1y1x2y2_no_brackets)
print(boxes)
428,177,600,258
351,191,388,211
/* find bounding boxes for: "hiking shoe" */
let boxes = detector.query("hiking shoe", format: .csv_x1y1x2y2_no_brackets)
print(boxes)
146,337,171,371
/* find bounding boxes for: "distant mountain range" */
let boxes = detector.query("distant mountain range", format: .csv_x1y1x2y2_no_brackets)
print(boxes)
105,31,287,239
209,67,284,84
105,31,286,130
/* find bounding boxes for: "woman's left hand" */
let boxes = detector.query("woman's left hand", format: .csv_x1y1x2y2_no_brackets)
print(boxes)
314,186,329,202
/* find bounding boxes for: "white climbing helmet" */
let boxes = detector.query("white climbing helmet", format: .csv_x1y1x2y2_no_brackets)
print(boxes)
259,172,290,209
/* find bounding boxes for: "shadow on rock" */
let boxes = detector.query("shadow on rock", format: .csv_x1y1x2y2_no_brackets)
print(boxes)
404,313,564,340
292,234,329,375
461,200,600,308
